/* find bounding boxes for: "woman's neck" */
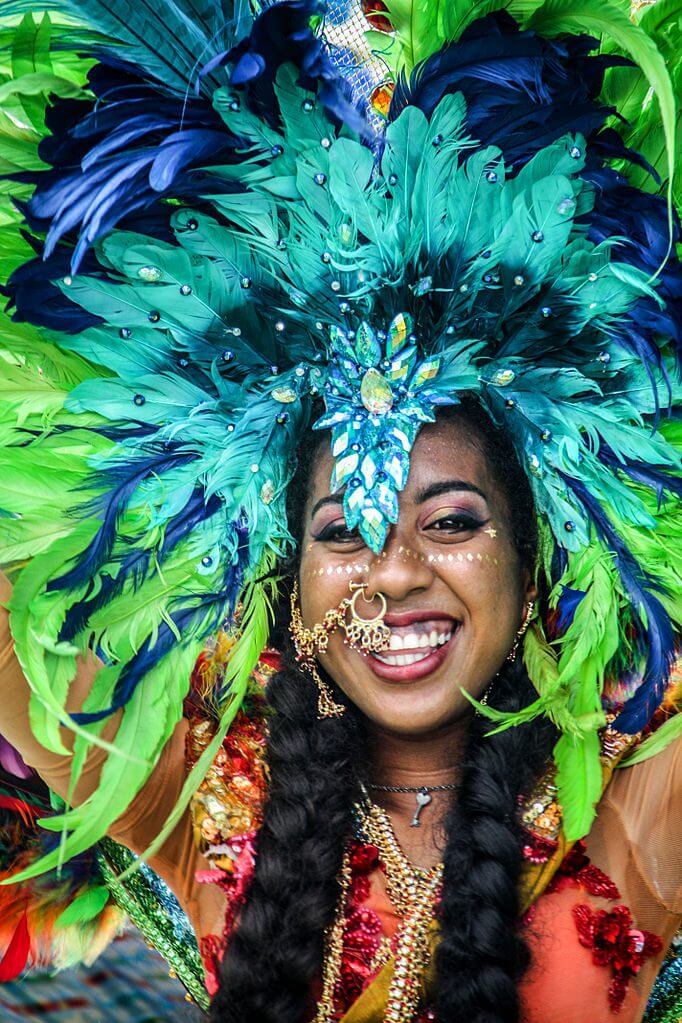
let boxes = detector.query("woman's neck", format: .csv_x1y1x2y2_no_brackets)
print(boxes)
364,714,472,869
367,713,470,788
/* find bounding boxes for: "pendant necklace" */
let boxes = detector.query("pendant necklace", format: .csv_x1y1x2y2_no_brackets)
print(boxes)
366,781,458,827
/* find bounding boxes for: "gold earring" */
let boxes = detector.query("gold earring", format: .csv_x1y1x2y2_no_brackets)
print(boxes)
343,582,391,652
289,581,346,719
507,600,535,662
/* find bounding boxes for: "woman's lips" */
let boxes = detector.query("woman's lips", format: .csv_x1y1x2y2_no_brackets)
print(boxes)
363,625,460,683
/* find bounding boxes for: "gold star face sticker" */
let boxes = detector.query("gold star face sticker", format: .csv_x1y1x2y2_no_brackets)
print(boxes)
483,526,498,538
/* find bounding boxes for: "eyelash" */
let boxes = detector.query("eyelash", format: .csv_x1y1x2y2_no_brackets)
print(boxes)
313,514,484,544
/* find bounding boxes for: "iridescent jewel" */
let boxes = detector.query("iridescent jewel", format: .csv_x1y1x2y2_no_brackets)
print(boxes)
271,144,284,157
187,218,198,231
564,520,575,532
557,197,576,216
598,351,611,364
570,145,582,159
148,310,160,322
314,172,327,186
232,327,241,336
320,137,331,149
360,368,394,414
514,274,525,286
302,99,315,112
272,386,297,403
179,284,192,295
412,357,440,389
485,170,498,183
321,251,331,263
119,328,132,339
387,312,413,354
138,265,162,282
229,100,240,112
339,224,353,245
133,393,145,406
412,276,433,297
178,356,189,368
532,230,544,243
260,480,275,504
355,321,382,367
505,398,516,408
201,555,213,567
275,320,286,332
339,301,350,313
432,133,444,147
331,280,341,292
240,276,252,289
541,306,552,318
222,350,235,362
541,429,552,442
527,453,542,477
250,463,259,473
490,368,516,386
370,81,394,118
276,412,288,425
588,272,598,282
388,173,398,186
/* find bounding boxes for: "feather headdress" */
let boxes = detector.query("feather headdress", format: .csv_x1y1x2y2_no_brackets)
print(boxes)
0,0,679,881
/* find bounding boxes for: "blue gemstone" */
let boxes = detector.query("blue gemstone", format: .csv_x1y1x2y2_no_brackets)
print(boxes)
271,144,284,156
179,284,192,295
178,356,189,368
119,327,131,339
532,230,544,243
276,412,289,424
222,350,235,362
541,307,552,318
541,429,552,442
240,276,252,289
148,311,160,322
187,218,198,231
350,476,361,487
201,555,213,566
570,145,582,159
388,173,398,186
564,520,575,532
302,99,315,112
485,170,498,183
133,394,145,406
432,133,444,147
314,172,327,186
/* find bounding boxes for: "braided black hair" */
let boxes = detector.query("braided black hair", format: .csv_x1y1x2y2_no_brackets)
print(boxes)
212,398,556,1023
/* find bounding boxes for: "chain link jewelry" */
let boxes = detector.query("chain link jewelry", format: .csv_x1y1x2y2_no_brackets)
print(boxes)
289,580,348,718
315,796,443,1022
507,600,535,662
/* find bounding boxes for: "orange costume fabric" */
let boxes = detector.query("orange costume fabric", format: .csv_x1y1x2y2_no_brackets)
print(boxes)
0,571,680,1022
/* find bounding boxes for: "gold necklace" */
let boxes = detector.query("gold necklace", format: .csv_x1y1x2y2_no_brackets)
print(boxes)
315,799,443,1023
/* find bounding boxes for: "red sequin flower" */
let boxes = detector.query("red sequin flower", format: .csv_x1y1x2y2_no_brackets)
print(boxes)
573,903,662,1013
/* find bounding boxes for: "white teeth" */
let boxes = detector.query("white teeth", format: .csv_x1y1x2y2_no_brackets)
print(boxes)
403,632,420,649
429,629,439,647
388,633,404,651
374,651,429,666
418,634,430,648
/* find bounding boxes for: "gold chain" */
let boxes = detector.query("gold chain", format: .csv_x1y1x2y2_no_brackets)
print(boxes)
315,800,443,1023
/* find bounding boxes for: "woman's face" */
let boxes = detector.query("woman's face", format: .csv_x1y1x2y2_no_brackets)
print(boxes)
298,416,536,736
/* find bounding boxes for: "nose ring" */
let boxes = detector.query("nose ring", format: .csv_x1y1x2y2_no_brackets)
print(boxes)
345,582,390,652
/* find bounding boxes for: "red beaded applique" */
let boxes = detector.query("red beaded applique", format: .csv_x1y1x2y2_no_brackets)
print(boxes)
549,841,663,1013
573,903,662,1013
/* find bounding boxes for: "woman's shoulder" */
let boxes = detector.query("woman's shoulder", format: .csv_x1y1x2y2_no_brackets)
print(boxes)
185,635,276,870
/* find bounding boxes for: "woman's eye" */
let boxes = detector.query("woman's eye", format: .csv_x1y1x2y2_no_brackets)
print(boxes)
427,515,483,533
313,523,362,544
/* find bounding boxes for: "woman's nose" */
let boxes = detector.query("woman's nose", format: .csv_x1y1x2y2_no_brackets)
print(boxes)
364,530,434,602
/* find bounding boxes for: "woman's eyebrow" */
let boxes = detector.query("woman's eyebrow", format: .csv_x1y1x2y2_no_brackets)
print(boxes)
310,494,344,519
415,480,488,504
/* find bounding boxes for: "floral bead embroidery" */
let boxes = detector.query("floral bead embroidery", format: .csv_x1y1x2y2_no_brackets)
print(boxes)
547,841,663,1013
573,903,662,1013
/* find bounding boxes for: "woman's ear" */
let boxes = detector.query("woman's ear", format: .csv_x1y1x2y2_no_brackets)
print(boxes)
522,568,538,605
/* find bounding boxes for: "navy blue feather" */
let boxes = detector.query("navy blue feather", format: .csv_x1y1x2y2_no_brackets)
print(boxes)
597,444,682,506
58,488,222,643
560,473,676,732
556,586,585,633
47,452,197,593
71,516,250,723
198,0,367,136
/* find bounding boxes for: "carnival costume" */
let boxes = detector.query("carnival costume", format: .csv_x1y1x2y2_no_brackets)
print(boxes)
0,0,679,1019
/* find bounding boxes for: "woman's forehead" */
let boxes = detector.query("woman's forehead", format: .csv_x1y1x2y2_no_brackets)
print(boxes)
307,418,499,511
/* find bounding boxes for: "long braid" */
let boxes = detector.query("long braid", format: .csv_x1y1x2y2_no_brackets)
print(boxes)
211,647,366,1023
434,660,556,1022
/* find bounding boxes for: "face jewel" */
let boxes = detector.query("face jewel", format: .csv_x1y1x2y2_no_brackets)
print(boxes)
138,265,162,282
490,368,516,386
387,312,413,355
260,479,275,504
355,321,382,367
370,80,395,118
360,368,394,414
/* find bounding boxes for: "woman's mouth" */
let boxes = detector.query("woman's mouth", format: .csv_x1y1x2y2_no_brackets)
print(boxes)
363,616,460,682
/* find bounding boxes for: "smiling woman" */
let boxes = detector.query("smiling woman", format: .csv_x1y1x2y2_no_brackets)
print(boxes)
0,2,680,1023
